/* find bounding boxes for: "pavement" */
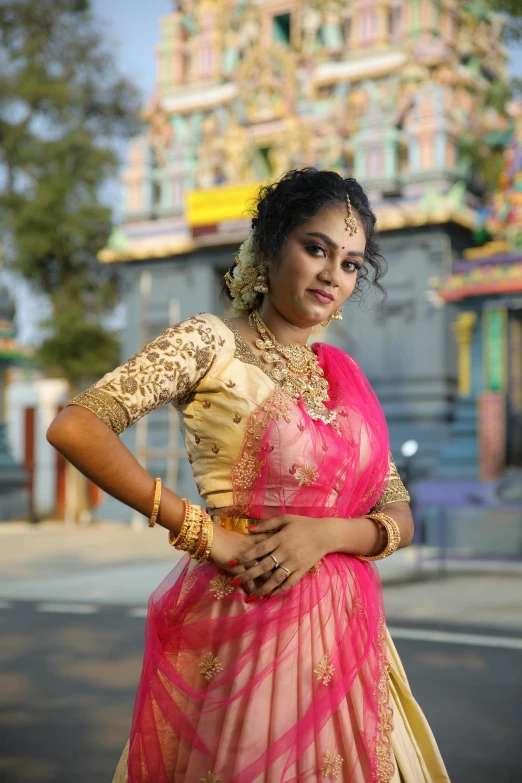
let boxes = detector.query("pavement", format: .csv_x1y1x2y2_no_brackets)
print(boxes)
1,520,521,783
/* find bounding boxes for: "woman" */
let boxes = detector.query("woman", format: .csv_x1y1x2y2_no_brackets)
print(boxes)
47,169,449,783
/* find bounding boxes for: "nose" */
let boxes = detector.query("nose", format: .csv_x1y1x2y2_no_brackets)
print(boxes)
318,260,341,288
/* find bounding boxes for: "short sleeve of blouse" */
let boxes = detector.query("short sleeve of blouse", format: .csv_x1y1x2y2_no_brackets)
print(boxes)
68,313,218,434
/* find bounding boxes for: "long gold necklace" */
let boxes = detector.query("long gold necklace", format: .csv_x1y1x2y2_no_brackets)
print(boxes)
248,310,338,428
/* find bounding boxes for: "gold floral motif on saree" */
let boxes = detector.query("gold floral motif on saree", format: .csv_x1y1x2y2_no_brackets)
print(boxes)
314,654,335,685
209,574,235,600
373,614,395,782
321,750,343,778
199,652,223,683
201,773,221,783
229,387,294,514
295,463,319,487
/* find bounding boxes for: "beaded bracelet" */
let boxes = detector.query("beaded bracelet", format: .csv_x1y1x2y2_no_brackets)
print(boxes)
148,478,162,528
357,512,401,562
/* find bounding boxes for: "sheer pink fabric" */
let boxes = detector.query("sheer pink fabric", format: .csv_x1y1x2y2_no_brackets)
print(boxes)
128,344,393,783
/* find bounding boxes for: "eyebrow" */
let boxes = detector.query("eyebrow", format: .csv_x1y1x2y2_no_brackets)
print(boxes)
304,232,365,259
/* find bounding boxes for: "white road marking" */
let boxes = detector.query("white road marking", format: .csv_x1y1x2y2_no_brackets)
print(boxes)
36,602,98,615
128,606,148,618
389,626,522,651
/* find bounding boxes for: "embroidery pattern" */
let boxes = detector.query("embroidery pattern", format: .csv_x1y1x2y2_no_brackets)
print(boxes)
314,654,335,685
321,750,343,778
69,315,216,434
218,316,277,386
371,455,410,512
69,388,129,434
209,574,235,600
230,388,294,514
295,463,319,487
372,614,395,782
199,653,223,683
309,561,322,576
233,413,242,424
201,773,221,783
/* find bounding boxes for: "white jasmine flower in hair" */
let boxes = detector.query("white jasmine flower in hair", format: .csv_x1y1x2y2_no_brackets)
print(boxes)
237,231,256,268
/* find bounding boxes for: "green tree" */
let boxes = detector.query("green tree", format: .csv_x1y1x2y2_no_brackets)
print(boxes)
483,0,522,41
0,0,142,521
0,0,141,391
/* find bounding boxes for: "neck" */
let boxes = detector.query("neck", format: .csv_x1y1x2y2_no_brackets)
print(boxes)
256,301,312,346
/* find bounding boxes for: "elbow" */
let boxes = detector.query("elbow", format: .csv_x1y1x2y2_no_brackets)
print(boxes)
402,511,415,548
46,408,74,451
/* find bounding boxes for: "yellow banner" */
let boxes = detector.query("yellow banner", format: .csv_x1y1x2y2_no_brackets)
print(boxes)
186,182,263,227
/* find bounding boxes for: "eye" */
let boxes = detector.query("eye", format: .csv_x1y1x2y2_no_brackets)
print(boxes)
306,244,327,258
342,260,360,273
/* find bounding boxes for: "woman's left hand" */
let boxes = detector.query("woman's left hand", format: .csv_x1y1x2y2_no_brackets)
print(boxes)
230,515,330,600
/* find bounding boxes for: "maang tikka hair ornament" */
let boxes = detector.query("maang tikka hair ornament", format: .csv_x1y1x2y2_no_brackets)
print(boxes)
224,230,267,316
345,193,358,236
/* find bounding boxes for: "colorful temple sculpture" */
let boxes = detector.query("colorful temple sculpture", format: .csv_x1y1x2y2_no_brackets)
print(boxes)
0,287,28,520
97,1,515,524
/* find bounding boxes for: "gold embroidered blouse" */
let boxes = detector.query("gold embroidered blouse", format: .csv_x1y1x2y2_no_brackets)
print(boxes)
69,313,409,511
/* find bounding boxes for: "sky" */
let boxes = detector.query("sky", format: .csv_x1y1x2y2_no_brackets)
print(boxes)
6,1,522,344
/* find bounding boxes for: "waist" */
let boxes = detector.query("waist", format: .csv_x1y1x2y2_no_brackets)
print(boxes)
211,515,255,535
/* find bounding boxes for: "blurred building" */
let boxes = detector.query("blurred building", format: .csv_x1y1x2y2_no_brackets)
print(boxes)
97,0,512,521
0,288,29,520
416,127,522,554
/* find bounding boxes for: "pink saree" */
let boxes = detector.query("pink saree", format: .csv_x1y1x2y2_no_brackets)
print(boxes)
126,344,393,782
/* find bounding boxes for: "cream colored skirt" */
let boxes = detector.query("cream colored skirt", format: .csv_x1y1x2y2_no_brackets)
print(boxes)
112,630,449,782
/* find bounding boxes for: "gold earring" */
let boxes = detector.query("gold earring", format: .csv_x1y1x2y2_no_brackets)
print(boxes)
320,308,342,328
253,263,268,294
345,194,358,236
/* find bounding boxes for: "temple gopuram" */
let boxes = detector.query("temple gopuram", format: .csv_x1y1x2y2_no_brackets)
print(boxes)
97,1,513,521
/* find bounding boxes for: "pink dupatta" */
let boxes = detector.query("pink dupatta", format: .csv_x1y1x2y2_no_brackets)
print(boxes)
127,344,394,782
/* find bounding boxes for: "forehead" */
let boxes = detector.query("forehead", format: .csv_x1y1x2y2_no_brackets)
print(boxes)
295,205,366,249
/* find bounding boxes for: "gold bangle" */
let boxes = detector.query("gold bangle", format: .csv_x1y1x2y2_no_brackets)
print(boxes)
169,502,214,561
357,512,401,562
148,478,162,528
169,499,190,547
201,520,214,562
194,513,213,561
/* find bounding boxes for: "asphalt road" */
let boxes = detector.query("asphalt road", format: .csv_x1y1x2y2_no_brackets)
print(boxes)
0,601,521,783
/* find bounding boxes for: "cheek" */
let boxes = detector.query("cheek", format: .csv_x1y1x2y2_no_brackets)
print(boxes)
274,251,312,286
341,272,359,298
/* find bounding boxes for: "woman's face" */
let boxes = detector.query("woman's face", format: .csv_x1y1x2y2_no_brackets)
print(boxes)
262,204,367,328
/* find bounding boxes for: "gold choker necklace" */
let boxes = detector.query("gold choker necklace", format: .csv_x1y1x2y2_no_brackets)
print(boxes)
248,310,338,428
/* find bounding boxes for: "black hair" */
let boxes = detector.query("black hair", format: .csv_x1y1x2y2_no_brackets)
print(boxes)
222,167,387,308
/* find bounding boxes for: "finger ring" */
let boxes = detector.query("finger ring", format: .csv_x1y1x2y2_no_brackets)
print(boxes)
279,565,291,577
269,554,279,569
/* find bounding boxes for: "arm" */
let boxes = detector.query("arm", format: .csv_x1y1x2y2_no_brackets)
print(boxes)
47,405,186,531
321,501,414,558
47,315,269,577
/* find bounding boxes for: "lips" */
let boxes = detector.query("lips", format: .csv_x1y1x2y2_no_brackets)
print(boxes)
308,289,334,305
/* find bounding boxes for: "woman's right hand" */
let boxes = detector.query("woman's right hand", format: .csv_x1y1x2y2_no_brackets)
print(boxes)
209,525,273,594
